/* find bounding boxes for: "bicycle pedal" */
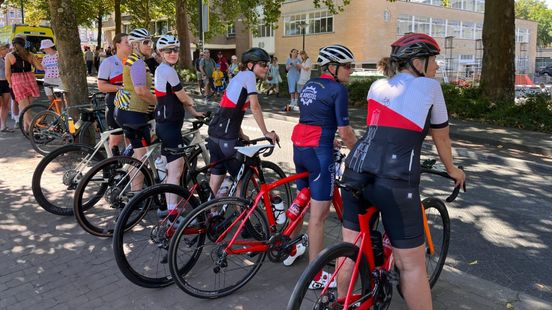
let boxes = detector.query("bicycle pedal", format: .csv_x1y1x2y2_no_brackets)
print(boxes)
301,234,309,247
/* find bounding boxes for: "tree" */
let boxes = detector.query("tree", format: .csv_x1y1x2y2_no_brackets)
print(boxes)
515,0,552,47
47,0,89,108
176,0,192,70
480,0,515,102
115,0,121,33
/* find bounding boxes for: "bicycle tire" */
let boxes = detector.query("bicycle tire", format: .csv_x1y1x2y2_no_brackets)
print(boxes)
77,121,98,146
422,197,450,288
240,160,292,233
113,183,202,288
32,144,106,216
19,103,48,138
288,242,370,310
73,156,154,237
29,110,72,156
168,197,269,299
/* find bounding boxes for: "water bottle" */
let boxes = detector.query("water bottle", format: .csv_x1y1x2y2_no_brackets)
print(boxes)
155,156,167,181
271,195,286,225
67,117,76,134
286,188,311,221
216,176,232,198
74,119,83,131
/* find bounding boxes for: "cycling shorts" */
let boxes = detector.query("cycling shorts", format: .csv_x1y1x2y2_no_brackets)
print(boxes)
156,120,184,163
105,92,122,133
293,145,334,201
341,167,424,249
114,109,151,149
207,137,243,177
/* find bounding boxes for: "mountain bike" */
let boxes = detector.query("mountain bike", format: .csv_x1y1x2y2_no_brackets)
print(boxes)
166,145,348,299
111,137,292,288
287,161,465,309
18,85,68,138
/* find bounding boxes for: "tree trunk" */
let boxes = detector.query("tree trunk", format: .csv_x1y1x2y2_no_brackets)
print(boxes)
176,0,193,70
115,0,121,33
47,0,89,109
97,5,103,47
480,0,515,102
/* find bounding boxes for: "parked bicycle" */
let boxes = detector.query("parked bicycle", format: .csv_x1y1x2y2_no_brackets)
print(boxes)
18,84,67,138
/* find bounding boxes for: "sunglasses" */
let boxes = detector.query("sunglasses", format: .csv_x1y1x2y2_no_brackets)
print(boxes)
141,40,152,46
255,61,268,68
340,63,353,70
162,47,180,54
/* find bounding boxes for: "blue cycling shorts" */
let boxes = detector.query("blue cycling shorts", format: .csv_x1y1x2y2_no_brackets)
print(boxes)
293,145,335,201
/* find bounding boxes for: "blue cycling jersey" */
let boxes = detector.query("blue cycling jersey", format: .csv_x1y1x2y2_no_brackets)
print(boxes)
291,74,350,147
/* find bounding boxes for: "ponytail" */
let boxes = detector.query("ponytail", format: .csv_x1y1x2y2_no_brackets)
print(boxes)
378,57,400,78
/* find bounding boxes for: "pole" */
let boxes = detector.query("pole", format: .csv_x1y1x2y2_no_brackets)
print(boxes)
302,29,305,51
20,0,24,24
198,0,203,51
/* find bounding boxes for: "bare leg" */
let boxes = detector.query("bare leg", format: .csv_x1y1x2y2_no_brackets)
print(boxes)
130,146,147,192
394,245,433,310
307,199,331,262
18,97,31,131
165,157,184,209
0,93,10,130
337,227,360,297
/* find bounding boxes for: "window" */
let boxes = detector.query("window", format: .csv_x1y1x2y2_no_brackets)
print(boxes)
283,11,333,36
459,54,474,63
463,0,475,11
414,16,431,35
447,20,461,38
253,22,274,38
9,11,14,18
450,0,463,9
397,15,413,35
227,24,236,37
475,0,485,13
432,18,446,37
410,0,432,3
516,28,529,43
462,21,474,39
475,23,483,39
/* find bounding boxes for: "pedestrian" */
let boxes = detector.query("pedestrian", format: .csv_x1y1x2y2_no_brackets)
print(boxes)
0,44,12,132
296,50,312,107
98,47,107,65
94,46,101,73
84,47,94,75
97,32,132,153
199,49,216,99
194,51,204,95
212,63,225,97
228,55,239,80
5,36,41,133
106,47,113,57
266,56,281,96
38,39,61,102
284,48,301,111
217,51,229,82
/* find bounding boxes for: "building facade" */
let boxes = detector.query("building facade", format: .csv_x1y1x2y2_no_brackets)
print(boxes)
0,6,23,27
270,0,537,80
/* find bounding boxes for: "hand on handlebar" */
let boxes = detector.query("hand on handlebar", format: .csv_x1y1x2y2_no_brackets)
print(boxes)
447,166,466,189
193,111,206,119
264,131,280,146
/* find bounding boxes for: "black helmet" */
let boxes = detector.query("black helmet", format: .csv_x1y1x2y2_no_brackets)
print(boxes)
12,36,25,46
390,33,440,62
241,48,270,64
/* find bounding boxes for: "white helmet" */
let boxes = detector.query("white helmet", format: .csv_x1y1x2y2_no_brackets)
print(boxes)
128,28,150,43
317,44,354,66
156,35,180,50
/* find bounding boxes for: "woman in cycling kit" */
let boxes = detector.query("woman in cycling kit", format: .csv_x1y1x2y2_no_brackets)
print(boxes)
97,33,132,152
286,45,357,279
340,33,465,310
207,47,279,196
154,35,204,214
114,28,156,192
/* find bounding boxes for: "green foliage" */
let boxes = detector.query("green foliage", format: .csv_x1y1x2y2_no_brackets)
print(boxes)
515,0,552,47
346,77,382,106
177,68,197,82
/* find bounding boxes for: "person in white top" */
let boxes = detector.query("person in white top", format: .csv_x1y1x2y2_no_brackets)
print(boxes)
294,50,312,111
37,39,61,102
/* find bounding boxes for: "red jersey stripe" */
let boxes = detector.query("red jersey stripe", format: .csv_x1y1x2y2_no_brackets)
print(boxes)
366,99,423,132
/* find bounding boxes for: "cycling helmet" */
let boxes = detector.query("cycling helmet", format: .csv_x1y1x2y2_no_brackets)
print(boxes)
128,28,150,43
156,35,180,50
241,47,270,64
317,44,354,66
390,33,440,62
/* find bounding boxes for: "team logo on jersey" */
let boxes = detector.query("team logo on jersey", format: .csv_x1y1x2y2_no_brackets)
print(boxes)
300,86,317,106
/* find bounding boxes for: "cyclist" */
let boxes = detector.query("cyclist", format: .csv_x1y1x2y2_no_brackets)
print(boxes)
285,45,357,276
114,28,156,193
153,35,204,214
97,32,132,153
207,47,279,196
340,33,465,310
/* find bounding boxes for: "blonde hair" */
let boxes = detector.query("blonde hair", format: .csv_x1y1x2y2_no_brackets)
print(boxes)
299,50,309,62
378,57,401,78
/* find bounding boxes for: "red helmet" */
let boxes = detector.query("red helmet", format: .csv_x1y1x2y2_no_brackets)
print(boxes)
390,33,440,62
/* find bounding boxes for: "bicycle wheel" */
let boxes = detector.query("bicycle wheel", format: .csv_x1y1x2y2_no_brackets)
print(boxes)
240,160,292,232
168,197,269,299
77,121,98,146
32,144,106,216
288,242,370,310
113,184,201,288
422,197,450,288
19,103,48,138
73,156,154,237
29,110,72,156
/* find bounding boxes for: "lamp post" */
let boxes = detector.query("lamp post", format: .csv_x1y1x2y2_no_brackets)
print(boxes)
20,0,23,24
297,21,308,51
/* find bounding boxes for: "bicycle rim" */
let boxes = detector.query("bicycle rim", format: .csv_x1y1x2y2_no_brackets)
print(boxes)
423,198,450,288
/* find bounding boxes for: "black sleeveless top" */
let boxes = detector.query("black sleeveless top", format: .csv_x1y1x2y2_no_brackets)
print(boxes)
11,52,32,73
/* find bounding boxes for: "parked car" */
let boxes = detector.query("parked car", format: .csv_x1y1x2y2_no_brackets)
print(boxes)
538,65,552,76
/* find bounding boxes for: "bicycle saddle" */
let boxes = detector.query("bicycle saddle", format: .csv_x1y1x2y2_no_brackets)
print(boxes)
235,144,274,158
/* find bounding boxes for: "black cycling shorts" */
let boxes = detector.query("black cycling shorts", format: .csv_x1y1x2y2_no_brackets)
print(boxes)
207,137,243,177
341,167,424,249
156,120,184,163
105,92,122,134
114,109,151,149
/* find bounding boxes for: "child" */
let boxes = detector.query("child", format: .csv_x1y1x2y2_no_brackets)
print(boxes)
212,64,225,97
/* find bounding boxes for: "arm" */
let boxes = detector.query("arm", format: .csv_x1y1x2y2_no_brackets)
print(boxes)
5,53,13,86
97,80,121,93
130,60,156,105
175,89,204,118
337,126,357,150
431,127,465,187
134,85,156,105
32,55,44,70
301,59,311,71
249,95,279,143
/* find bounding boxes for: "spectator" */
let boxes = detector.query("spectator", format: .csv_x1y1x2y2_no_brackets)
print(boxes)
194,51,204,94
217,51,229,82
94,46,101,73
212,63,225,97
84,47,94,75
296,50,312,106
38,39,61,102
284,48,301,111
199,49,216,99
0,44,11,132
228,55,239,80
266,56,281,96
